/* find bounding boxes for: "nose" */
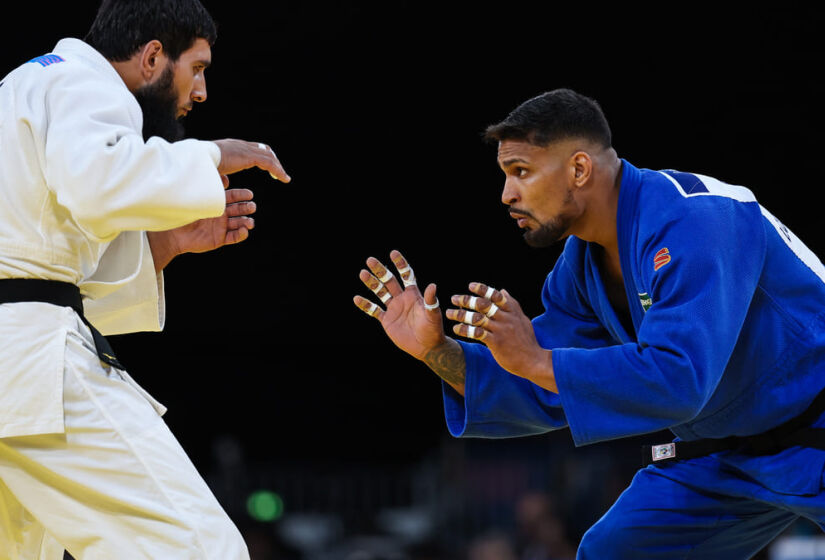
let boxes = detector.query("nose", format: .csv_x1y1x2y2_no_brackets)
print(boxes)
501,177,520,206
191,74,207,103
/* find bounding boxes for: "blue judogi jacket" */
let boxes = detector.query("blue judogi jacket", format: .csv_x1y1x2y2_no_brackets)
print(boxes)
443,160,825,496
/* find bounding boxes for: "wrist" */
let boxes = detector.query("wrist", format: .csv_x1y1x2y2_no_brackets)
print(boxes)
147,231,181,272
524,348,557,393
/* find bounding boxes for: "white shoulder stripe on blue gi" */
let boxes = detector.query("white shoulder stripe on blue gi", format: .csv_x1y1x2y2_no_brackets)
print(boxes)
760,205,825,284
660,170,825,285
659,170,757,202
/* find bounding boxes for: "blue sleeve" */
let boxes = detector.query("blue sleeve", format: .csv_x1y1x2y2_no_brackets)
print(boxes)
442,251,616,438
553,198,767,445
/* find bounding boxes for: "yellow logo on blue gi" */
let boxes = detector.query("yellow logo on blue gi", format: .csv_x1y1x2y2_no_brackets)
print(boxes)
638,292,652,312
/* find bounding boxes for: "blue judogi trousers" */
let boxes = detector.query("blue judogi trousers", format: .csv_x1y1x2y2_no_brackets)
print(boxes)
578,456,825,559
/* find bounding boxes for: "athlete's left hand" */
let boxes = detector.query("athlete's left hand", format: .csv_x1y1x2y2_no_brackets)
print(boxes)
147,186,256,271
447,283,558,393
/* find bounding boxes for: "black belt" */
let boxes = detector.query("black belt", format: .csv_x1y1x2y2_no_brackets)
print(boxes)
642,387,825,467
0,278,124,369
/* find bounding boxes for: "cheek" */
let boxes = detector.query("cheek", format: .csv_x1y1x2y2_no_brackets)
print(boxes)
174,75,194,101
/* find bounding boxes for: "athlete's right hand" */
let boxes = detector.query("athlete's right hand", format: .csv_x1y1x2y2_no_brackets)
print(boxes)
354,250,446,361
213,139,291,183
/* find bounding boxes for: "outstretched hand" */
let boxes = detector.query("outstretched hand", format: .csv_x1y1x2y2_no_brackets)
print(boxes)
213,139,291,183
353,250,447,361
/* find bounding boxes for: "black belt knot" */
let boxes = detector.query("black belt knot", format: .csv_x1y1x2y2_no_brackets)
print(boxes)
0,278,124,369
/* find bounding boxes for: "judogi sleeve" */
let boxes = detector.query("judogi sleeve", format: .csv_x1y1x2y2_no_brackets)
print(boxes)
42,65,226,242
81,231,165,335
443,250,617,438
553,196,766,445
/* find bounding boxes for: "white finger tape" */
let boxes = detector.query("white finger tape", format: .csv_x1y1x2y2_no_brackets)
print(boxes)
378,270,394,283
468,296,479,310
486,303,499,318
369,280,386,295
424,297,440,311
467,326,477,338
380,291,392,304
464,311,477,325
367,302,380,317
484,286,496,299
397,265,417,287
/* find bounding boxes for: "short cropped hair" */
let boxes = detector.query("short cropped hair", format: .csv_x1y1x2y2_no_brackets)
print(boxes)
84,0,217,62
484,88,612,149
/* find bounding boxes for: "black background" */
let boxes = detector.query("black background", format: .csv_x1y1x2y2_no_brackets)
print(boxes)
2,3,824,477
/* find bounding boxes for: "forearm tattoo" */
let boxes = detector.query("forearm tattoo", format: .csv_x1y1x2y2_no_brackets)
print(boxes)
424,339,466,388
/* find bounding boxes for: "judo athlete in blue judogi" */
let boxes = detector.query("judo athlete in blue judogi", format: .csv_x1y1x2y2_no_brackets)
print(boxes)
354,88,825,559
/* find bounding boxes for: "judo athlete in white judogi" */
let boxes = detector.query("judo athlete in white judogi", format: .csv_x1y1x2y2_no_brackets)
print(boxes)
0,1,290,558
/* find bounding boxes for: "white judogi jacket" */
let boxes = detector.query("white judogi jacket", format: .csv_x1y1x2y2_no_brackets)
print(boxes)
0,38,226,438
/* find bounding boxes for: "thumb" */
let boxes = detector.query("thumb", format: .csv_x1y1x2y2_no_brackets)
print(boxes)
423,283,440,312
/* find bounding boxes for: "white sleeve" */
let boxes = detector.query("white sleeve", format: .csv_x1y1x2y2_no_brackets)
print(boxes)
42,66,226,242
81,231,166,335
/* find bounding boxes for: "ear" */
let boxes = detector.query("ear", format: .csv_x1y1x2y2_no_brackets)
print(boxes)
138,40,168,82
571,151,593,187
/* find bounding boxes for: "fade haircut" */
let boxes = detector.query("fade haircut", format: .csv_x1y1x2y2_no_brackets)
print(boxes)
84,0,217,62
484,88,612,149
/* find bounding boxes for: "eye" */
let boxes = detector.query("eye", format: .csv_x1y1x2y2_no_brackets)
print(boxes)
515,167,528,178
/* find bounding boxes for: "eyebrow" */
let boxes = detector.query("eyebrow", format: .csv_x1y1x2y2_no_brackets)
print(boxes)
500,157,529,167
195,59,211,68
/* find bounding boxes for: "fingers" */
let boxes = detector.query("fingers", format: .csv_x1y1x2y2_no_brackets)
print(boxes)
225,188,254,204
365,256,404,298
214,139,292,182
255,142,291,183
422,283,440,312
226,216,254,232
451,323,488,341
359,269,393,304
355,251,433,322
225,200,256,218
224,226,250,245
390,250,418,288
447,283,510,341
353,295,384,321
220,174,230,189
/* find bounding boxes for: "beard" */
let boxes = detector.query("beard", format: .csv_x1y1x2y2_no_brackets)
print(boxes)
519,189,576,248
523,215,572,247
133,64,184,142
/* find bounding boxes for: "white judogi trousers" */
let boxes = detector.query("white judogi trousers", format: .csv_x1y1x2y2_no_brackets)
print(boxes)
0,315,248,559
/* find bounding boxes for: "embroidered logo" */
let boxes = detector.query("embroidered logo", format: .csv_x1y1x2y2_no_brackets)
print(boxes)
638,292,653,312
653,247,671,271
27,54,65,67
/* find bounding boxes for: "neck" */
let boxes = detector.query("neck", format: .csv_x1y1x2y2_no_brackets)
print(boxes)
579,150,622,258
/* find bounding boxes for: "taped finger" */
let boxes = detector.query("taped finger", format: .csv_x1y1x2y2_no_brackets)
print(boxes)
464,325,487,341
354,296,384,320
484,286,496,299
486,303,499,318
423,297,440,311
462,310,483,326
396,264,417,288
368,281,392,303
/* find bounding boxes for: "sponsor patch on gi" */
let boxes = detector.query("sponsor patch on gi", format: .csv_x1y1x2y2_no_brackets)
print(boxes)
653,247,671,271
638,292,653,312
